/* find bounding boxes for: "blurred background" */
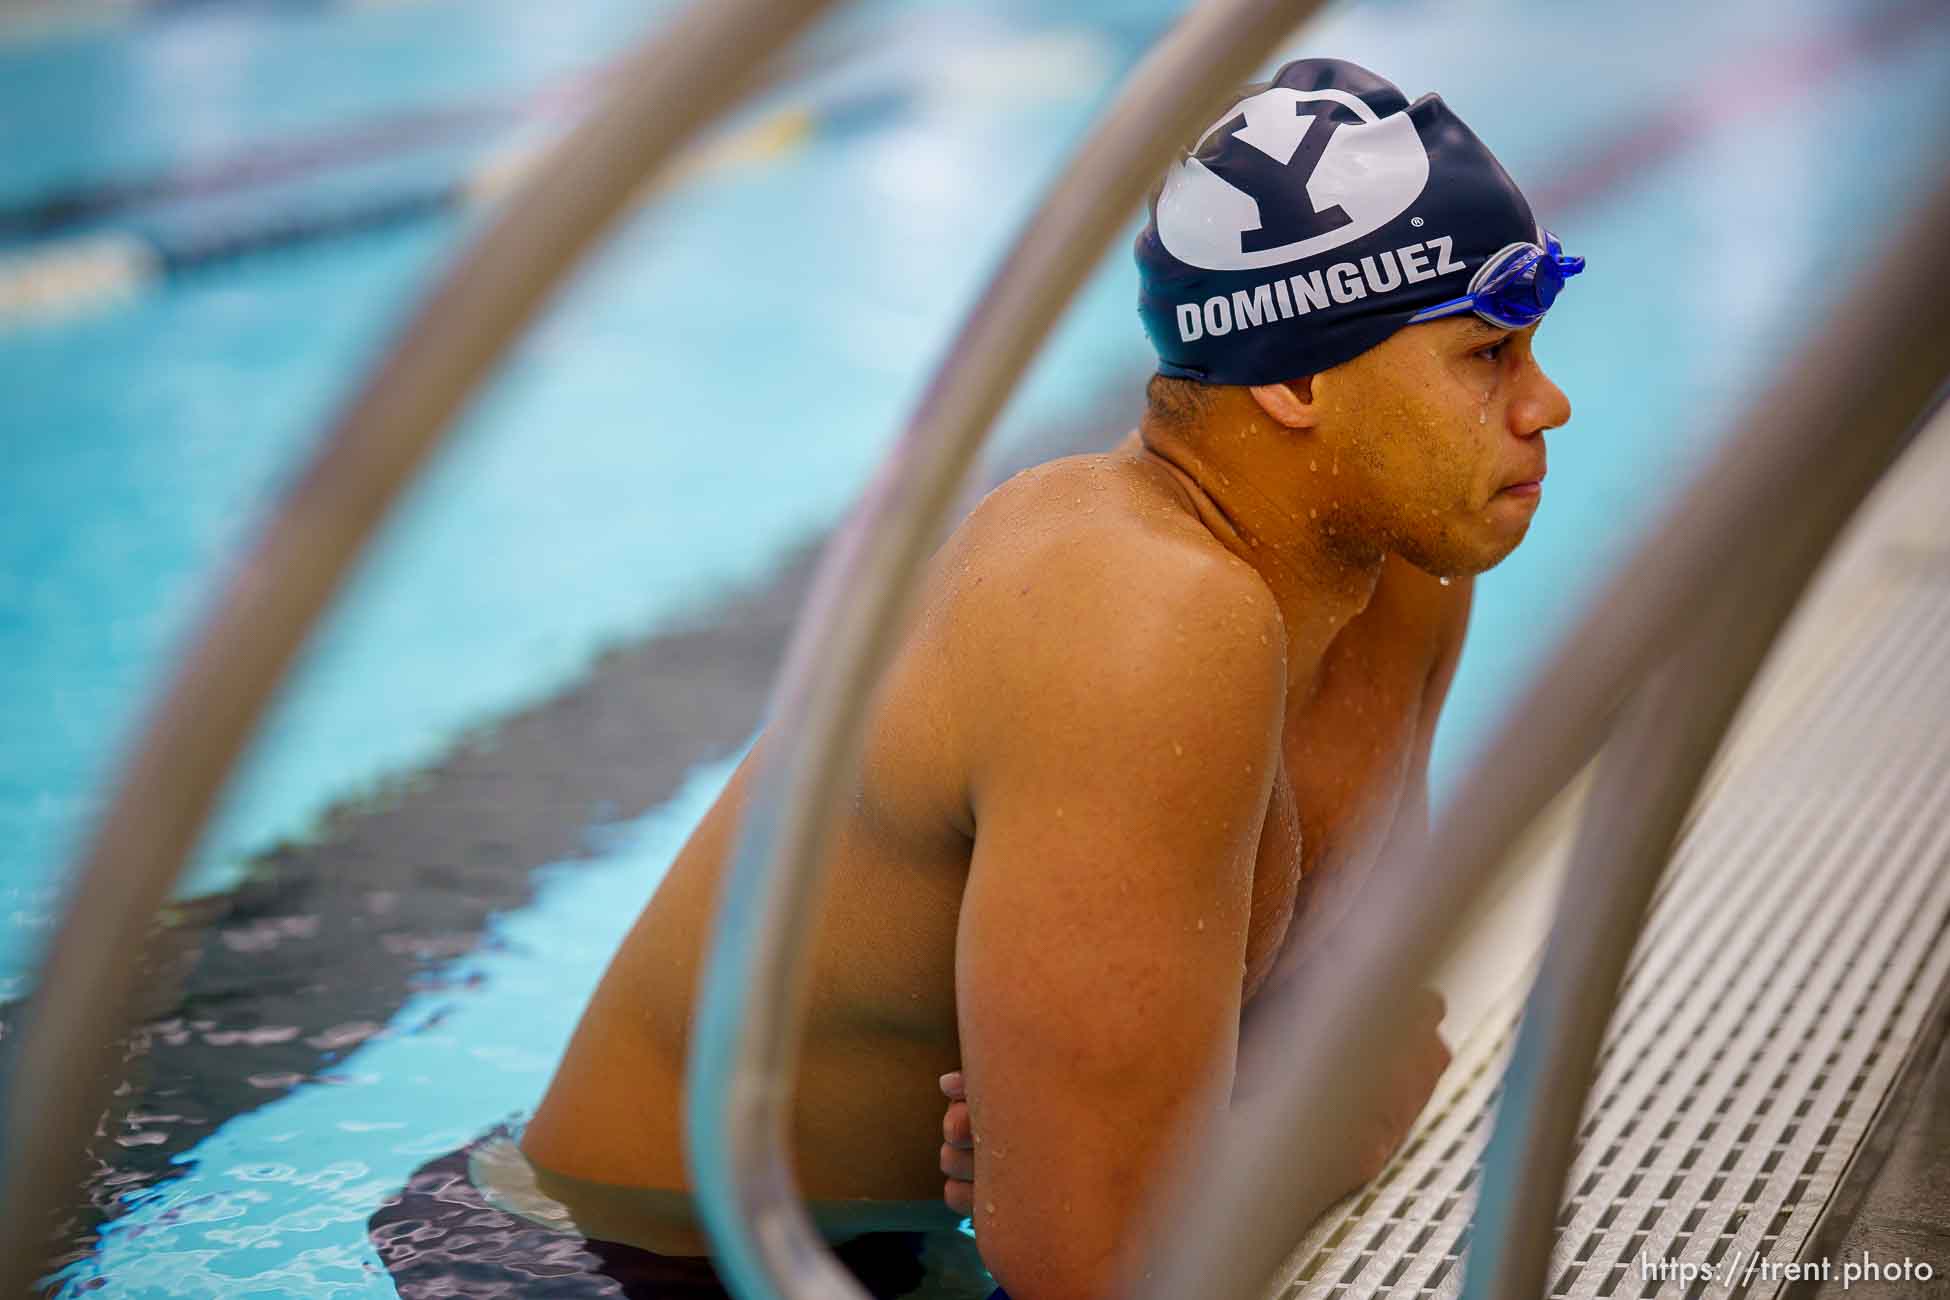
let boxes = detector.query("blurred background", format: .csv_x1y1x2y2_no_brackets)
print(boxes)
2,0,1948,1294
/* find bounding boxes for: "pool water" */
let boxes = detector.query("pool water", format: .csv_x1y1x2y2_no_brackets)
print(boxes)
3,0,1947,1294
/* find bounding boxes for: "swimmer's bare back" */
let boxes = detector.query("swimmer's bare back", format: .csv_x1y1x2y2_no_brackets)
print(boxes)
519,432,1470,1264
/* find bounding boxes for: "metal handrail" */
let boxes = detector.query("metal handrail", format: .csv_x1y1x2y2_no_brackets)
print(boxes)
1137,175,1950,1300
0,1,840,1292
678,3,1334,1297
1460,379,1949,1299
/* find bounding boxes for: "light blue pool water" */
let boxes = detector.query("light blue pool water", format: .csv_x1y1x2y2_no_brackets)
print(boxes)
4,0,1948,1294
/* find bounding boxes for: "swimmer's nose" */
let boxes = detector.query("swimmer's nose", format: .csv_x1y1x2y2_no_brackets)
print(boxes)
1511,362,1571,437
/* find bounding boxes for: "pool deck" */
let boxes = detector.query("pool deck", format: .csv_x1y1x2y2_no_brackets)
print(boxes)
1794,416,1950,1297
1732,386,1950,1298
1805,997,1950,1298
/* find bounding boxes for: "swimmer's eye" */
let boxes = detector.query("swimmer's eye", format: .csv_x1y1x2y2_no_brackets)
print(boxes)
1474,340,1509,363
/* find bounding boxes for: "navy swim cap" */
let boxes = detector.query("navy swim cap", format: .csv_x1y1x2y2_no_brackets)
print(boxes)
1136,59,1553,385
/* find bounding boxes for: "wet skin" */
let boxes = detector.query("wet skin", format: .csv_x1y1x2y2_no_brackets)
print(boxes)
520,317,1569,1293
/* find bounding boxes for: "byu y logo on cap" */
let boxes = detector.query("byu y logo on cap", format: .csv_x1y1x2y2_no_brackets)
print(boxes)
1155,87,1430,273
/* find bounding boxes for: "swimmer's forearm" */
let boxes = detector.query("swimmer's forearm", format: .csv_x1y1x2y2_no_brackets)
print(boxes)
975,1136,1345,1300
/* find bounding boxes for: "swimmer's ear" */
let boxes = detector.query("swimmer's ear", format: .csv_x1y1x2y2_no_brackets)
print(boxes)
1247,378,1319,431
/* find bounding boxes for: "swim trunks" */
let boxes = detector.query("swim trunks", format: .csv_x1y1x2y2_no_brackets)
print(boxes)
366,1129,932,1298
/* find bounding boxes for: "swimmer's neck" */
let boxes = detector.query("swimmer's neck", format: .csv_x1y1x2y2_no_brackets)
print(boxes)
1129,408,1384,670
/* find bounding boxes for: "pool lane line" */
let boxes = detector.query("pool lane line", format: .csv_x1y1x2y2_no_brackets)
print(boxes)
0,6,932,245
0,65,604,244
0,0,451,50
0,86,889,324
5,0,1945,329
1529,0,1950,216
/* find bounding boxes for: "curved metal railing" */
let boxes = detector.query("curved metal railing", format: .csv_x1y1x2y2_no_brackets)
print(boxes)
0,0,843,1292
676,2,1337,1296
1137,175,1950,1300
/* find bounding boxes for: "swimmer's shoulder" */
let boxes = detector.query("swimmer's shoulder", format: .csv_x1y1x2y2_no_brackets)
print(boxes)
879,447,1278,843
946,442,1255,597
938,446,1286,751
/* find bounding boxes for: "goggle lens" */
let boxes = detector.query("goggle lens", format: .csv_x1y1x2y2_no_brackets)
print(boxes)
1477,236,1583,327
1404,232,1584,330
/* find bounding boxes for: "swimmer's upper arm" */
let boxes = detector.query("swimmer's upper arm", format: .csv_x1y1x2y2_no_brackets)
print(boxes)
954,553,1287,1300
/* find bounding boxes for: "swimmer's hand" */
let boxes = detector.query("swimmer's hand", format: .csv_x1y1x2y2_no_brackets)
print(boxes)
1337,987,1451,1188
939,1071,976,1217
1233,979,1453,1189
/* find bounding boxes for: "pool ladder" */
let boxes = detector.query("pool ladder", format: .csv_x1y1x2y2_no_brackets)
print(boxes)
2,0,1947,1296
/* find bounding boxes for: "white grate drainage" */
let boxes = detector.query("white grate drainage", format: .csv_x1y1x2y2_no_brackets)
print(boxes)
1272,510,1950,1296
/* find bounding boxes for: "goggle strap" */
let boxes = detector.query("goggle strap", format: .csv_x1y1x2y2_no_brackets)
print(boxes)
1407,298,1475,324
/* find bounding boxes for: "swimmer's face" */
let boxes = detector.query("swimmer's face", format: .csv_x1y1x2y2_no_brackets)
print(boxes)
1311,317,1571,577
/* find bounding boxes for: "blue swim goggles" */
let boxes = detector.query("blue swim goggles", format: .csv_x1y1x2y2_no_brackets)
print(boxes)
1407,230,1585,329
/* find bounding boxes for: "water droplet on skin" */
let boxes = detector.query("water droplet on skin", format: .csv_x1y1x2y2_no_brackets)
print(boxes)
1196,918,1205,932
1172,740,1184,757
986,1202,996,1215
1055,806,1064,818
1332,457,1340,476
1310,460,1318,472
1439,576,1452,586
1309,508,1317,519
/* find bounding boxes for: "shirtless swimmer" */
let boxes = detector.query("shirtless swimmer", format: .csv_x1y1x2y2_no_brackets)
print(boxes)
513,56,1581,1300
